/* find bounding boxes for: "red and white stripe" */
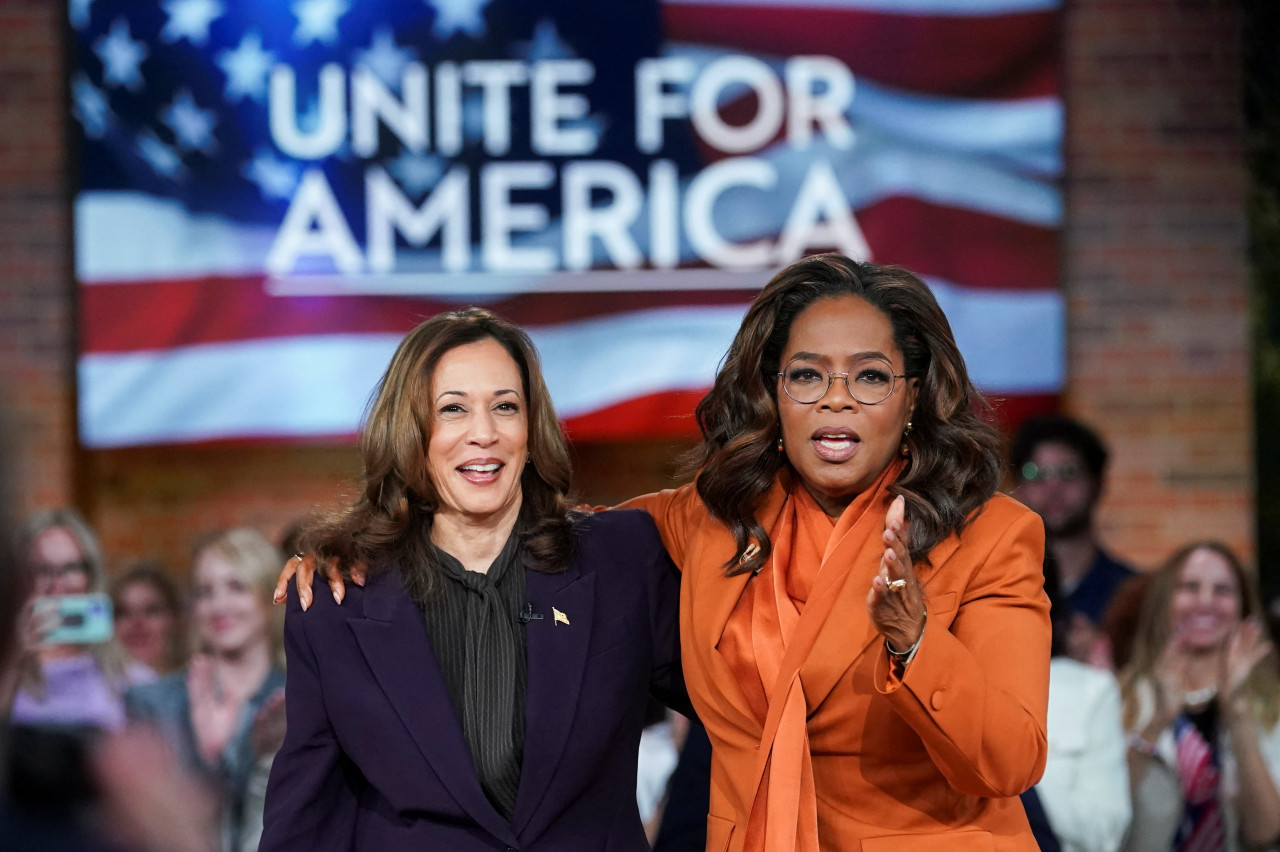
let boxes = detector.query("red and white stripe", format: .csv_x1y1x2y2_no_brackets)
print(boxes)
75,0,1063,448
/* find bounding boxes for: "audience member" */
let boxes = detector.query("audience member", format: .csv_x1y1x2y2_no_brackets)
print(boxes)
111,563,184,674
9,509,153,731
1011,414,1136,665
0,423,214,849
126,528,286,852
1022,552,1130,851
1120,541,1280,851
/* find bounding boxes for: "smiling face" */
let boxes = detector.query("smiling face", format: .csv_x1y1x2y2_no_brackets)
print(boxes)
1170,546,1243,651
192,550,269,657
776,295,918,516
115,580,177,670
425,337,529,530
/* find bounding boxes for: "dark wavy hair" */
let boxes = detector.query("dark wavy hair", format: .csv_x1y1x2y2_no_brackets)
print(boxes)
688,253,1003,575
303,308,577,588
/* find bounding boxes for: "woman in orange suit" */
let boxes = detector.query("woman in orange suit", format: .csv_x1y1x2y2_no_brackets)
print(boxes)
282,253,1051,850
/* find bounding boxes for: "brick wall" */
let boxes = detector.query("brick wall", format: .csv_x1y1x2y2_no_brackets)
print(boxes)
0,0,1252,578
0,2,79,514
1063,0,1252,569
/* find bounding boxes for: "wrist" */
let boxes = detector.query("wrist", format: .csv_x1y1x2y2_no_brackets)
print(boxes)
885,610,926,664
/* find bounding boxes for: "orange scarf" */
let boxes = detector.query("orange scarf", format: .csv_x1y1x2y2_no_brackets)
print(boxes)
722,460,904,852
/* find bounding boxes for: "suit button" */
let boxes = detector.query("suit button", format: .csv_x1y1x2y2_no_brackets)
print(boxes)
931,690,945,711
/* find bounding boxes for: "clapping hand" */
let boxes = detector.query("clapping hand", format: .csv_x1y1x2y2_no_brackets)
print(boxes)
867,495,925,654
250,687,287,757
1149,635,1193,729
187,654,239,764
1220,619,1273,703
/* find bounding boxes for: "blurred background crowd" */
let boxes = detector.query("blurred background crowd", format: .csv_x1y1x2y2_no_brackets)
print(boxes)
5,413,1280,851
1,0,1279,850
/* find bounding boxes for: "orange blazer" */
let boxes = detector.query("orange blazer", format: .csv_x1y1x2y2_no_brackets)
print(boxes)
622,474,1050,852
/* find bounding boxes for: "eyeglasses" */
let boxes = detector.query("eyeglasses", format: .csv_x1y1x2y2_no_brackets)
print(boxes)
1018,461,1085,483
777,357,906,406
33,560,90,579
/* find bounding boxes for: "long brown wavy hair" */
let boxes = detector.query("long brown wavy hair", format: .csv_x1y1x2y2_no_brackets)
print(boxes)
1120,541,1280,729
303,308,577,585
688,253,1003,575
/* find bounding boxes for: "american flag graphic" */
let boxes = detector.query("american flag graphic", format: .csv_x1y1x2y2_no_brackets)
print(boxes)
72,0,1063,448
1173,714,1225,852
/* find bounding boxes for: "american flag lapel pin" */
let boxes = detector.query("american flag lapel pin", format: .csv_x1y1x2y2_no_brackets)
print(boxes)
552,607,570,626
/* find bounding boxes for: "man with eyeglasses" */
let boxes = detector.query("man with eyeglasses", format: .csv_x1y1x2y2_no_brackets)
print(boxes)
1009,414,1136,665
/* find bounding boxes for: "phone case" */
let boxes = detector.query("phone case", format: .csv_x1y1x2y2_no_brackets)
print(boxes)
34,593,114,645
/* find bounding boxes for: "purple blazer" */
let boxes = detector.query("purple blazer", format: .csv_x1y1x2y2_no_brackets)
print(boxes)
260,509,684,851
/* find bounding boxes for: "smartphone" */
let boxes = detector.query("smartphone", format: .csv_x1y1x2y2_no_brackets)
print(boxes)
32,593,114,645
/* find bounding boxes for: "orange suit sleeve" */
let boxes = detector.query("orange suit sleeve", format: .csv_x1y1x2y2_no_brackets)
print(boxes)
874,500,1051,798
614,484,700,571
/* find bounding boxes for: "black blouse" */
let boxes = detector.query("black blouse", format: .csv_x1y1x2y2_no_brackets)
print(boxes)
418,529,528,822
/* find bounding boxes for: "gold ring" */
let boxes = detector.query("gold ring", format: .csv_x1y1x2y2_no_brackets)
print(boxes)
886,578,907,592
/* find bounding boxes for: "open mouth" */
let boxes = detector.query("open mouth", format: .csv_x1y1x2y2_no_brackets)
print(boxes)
810,429,860,462
458,461,504,483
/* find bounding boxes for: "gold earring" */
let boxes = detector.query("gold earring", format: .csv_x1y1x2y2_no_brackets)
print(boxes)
776,435,784,452
900,420,913,456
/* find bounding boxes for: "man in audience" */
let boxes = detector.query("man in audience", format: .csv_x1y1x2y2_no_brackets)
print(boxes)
1010,414,1137,665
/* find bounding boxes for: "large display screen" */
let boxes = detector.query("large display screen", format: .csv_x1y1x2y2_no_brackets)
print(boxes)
71,0,1063,447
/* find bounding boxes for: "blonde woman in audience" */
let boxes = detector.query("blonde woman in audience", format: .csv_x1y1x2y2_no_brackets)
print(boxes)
9,509,152,730
127,528,286,852
1120,541,1280,851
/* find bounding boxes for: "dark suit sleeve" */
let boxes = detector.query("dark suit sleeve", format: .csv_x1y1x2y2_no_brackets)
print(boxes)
639,514,692,717
259,589,359,851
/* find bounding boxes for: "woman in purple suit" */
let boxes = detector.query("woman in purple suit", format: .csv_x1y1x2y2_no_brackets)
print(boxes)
259,308,684,851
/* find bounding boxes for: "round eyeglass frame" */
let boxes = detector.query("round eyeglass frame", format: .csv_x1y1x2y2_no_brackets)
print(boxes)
776,358,907,406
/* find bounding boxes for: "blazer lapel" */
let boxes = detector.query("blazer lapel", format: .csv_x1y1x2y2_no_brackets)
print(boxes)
347,570,518,847
799,493,958,711
683,476,792,734
510,564,595,833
